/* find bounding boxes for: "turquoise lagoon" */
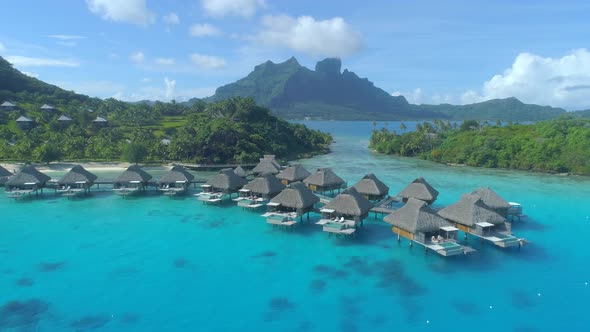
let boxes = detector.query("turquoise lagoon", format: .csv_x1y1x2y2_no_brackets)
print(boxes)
1,121,589,331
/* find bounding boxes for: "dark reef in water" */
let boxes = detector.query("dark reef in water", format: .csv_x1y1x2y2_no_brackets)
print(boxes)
0,299,50,330
252,251,277,259
174,258,189,268
450,300,481,315
70,314,111,330
510,290,536,309
309,279,326,293
15,277,34,287
38,261,65,272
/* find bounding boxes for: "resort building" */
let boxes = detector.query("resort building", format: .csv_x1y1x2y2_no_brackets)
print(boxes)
397,177,439,204
303,168,346,195
16,115,34,130
470,187,512,217
352,173,390,201
252,155,281,175
57,115,73,127
158,165,194,195
40,104,55,113
233,165,248,178
383,198,468,256
113,165,153,196
198,168,247,203
317,187,373,236
0,165,13,186
57,165,98,197
276,164,311,185
93,116,108,127
5,165,51,198
1,101,17,110
264,181,320,225
242,173,286,199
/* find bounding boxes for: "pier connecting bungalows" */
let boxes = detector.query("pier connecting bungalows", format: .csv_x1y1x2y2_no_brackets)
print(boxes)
352,173,389,201
397,177,439,205
5,165,51,198
57,165,97,197
0,165,12,186
438,194,524,248
317,187,373,237
198,168,247,203
236,173,286,209
113,165,153,197
158,165,194,196
303,168,346,195
383,198,471,256
276,164,311,185
263,182,319,227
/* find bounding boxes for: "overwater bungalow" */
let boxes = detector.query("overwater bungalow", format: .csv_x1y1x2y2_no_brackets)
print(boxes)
113,165,153,197
57,165,97,197
233,165,248,178
0,165,13,186
158,165,194,196
263,182,320,227
438,194,525,248
252,155,281,175
16,115,34,129
5,165,51,198
303,168,346,195
470,186,523,219
317,187,373,236
352,173,389,201
236,173,286,209
397,177,439,204
198,168,247,203
383,198,472,256
276,164,311,185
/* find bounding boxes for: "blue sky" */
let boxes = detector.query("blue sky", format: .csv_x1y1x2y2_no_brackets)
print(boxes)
1,0,589,109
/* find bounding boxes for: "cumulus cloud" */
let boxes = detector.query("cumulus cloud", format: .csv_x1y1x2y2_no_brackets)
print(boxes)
191,53,226,69
462,49,590,110
163,12,180,25
254,15,362,57
164,77,176,99
201,0,265,17
129,51,145,63
189,23,222,37
5,55,79,67
48,35,86,40
155,58,175,65
86,0,155,26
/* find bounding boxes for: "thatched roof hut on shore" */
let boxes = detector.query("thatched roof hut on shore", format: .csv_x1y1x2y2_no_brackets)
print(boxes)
113,165,152,194
205,168,247,194
276,164,311,185
323,187,373,224
470,187,512,217
243,173,286,198
397,177,439,204
57,165,97,192
352,173,389,201
438,194,507,235
303,168,345,194
1,101,16,109
16,115,34,129
5,165,51,195
269,181,319,216
158,165,194,194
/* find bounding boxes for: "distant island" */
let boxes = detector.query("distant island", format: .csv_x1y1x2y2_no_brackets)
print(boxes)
203,57,572,121
0,56,332,165
369,116,590,175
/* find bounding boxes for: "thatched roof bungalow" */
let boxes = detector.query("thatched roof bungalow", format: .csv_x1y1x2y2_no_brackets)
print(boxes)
93,116,108,127
276,164,311,185
233,165,248,178
384,198,453,242
58,165,97,189
113,165,152,194
40,104,55,112
303,168,345,194
205,168,247,194
243,173,286,198
252,155,281,175
397,177,439,204
438,194,507,236
323,187,373,224
5,165,51,195
0,165,13,186
1,101,16,109
352,173,389,201
16,115,34,129
158,165,194,194
269,181,319,216
470,187,512,217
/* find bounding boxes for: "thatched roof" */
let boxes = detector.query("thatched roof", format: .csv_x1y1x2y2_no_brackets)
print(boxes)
263,155,281,168
324,187,373,217
438,194,506,227
115,165,152,183
93,116,108,122
353,173,389,196
384,198,450,233
276,164,311,182
57,115,73,121
40,104,54,110
58,165,98,185
252,158,280,174
0,165,12,177
1,101,16,107
397,177,439,203
159,165,194,184
233,165,247,178
243,173,286,196
270,181,319,209
206,168,247,191
6,165,51,186
470,187,511,211
303,168,345,187
16,115,33,122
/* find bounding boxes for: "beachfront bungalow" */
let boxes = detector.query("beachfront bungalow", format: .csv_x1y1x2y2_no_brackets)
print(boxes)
93,116,108,127
352,173,390,201
384,198,469,256
470,187,513,218
57,165,97,197
397,177,439,205
1,101,16,110
252,155,281,175
158,165,194,196
113,165,153,196
198,168,247,203
264,181,320,226
233,165,248,178
303,168,346,195
276,164,311,185
16,115,34,130
57,115,73,127
0,165,13,186
40,104,55,113
438,194,524,248
317,187,373,236
5,165,51,198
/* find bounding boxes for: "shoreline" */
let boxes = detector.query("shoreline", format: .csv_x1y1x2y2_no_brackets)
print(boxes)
0,161,172,174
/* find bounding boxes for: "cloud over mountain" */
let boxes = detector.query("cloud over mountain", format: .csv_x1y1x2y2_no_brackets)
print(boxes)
86,0,155,26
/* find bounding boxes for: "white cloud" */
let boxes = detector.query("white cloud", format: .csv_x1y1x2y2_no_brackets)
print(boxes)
130,51,145,63
189,23,222,37
163,12,180,25
86,0,155,26
392,88,455,105
164,77,176,99
201,0,265,18
5,55,80,67
155,58,175,65
22,71,39,78
254,15,362,57
108,53,120,59
48,35,86,40
462,49,590,110
141,77,152,83
0,42,5,53
191,53,226,69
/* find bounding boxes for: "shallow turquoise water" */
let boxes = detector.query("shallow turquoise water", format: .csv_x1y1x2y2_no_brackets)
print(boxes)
1,121,589,331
